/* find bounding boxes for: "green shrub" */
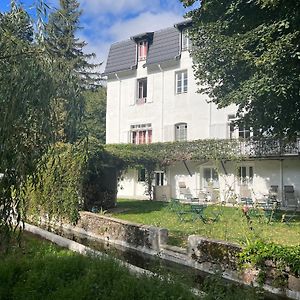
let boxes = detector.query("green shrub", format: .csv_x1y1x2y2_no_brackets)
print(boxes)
239,240,300,287
24,140,117,224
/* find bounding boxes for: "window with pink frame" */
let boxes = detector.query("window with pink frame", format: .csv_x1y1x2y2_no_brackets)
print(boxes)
138,40,148,61
131,124,152,144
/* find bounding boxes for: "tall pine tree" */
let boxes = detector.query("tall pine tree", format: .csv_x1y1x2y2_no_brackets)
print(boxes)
46,0,98,87
45,0,100,142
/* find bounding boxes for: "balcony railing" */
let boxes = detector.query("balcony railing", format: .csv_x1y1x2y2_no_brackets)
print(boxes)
238,138,300,157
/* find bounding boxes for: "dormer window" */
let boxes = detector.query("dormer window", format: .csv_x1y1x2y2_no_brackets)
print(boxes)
138,40,148,61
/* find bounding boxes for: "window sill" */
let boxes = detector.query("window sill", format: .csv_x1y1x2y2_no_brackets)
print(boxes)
136,98,147,105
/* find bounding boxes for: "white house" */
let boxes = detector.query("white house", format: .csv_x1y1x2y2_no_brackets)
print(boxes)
104,20,300,206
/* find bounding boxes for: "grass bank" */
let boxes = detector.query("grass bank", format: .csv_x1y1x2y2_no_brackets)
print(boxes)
0,232,198,300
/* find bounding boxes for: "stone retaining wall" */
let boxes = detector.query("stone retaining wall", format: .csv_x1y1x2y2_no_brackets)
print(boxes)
188,235,242,270
187,235,300,298
77,212,168,251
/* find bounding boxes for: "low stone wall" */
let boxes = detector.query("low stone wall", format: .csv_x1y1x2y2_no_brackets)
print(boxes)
188,235,242,270
76,212,168,251
29,213,300,299
187,235,300,299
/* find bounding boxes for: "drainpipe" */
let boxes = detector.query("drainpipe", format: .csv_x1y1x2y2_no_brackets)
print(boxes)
158,64,164,141
115,73,122,143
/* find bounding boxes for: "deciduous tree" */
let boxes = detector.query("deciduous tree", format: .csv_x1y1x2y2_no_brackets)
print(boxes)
181,0,300,139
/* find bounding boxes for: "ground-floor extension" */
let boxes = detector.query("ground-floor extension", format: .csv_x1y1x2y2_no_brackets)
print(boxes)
118,157,300,207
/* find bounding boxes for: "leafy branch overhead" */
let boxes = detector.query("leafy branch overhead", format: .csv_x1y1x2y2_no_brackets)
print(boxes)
181,0,300,139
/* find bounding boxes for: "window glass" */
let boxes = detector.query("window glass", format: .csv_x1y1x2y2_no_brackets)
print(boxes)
238,166,254,184
155,172,165,186
137,78,147,104
238,126,251,139
138,40,148,61
175,70,188,94
131,124,152,144
227,114,236,139
182,29,191,51
138,169,146,182
202,167,219,188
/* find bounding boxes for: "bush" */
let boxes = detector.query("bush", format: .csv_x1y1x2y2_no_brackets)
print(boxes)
25,140,117,224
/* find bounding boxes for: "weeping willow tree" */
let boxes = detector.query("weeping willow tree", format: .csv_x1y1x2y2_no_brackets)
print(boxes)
0,0,99,244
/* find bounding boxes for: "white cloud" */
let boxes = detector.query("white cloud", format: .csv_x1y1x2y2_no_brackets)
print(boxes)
77,2,186,73
79,0,160,15
80,11,183,72
108,11,184,41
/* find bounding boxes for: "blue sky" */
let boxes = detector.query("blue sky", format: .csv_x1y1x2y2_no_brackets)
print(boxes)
0,0,198,70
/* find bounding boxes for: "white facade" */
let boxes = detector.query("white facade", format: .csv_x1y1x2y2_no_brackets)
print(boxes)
106,51,237,145
105,26,300,205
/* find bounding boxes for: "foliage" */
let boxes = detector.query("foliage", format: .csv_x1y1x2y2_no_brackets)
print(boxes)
45,0,101,142
79,87,106,143
24,139,116,224
106,139,241,167
45,0,98,88
0,0,101,240
202,271,262,300
0,4,57,241
0,233,198,300
239,240,300,279
181,0,300,139
25,143,86,224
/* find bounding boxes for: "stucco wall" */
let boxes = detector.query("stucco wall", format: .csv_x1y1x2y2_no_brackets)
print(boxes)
117,158,300,202
106,51,237,145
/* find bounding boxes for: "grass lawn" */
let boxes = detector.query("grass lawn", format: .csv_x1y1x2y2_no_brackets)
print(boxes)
0,232,199,300
0,232,264,300
109,199,300,248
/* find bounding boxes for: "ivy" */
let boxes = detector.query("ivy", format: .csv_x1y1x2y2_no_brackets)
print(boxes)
104,139,242,201
105,139,242,168
239,240,300,284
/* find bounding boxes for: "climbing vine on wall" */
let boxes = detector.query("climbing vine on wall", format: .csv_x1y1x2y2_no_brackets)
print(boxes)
105,139,242,167
105,139,243,200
